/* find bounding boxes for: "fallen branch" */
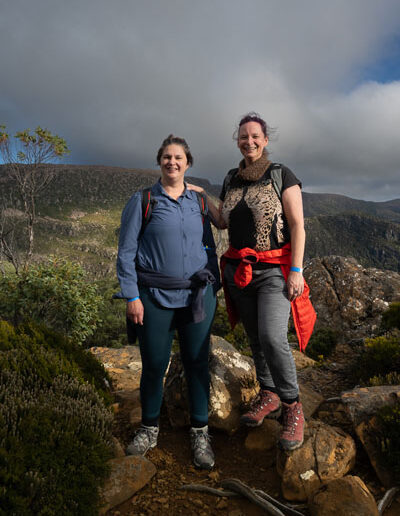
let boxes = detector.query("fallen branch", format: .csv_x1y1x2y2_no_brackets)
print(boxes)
221,478,285,515
179,483,238,498
253,489,305,516
378,486,400,515
180,479,306,515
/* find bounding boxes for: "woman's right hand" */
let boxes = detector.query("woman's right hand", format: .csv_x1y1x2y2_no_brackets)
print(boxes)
126,299,144,325
186,182,204,194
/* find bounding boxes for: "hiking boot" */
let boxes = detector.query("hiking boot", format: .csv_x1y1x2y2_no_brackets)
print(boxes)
190,426,215,470
126,425,159,456
279,401,304,451
240,389,281,427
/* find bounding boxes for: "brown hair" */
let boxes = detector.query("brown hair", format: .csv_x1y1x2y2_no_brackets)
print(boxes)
156,134,193,166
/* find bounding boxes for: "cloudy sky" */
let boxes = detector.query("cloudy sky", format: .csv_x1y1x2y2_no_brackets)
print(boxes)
1,0,400,201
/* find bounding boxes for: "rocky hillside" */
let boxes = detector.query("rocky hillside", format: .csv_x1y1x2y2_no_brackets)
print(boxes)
1,164,399,272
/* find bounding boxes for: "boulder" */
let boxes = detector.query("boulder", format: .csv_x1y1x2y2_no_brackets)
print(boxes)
99,455,156,515
308,476,379,516
305,256,400,339
340,385,400,427
317,385,400,488
299,383,324,419
244,420,280,451
89,345,142,392
276,420,356,501
164,336,258,433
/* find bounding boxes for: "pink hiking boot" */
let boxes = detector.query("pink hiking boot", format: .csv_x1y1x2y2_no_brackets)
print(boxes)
240,389,281,427
279,401,305,451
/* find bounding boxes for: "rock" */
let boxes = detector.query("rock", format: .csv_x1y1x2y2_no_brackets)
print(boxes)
89,345,142,391
299,383,324,419
276,420,356,501
99,455,156,515
340,385,400,427
245,419,280,451
356,415,397,489
308,476,379,516
317,385,400,487
292,349,316,369
305,256,400,339
164,336,258,433
112,437,126,458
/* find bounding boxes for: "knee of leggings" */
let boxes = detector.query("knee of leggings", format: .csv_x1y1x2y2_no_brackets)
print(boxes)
142,360,169,379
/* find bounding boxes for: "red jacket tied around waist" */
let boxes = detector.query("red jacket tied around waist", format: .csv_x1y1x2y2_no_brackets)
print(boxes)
220,243,316,352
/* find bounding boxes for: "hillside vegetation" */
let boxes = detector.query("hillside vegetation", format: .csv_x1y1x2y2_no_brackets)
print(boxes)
1,164,399,274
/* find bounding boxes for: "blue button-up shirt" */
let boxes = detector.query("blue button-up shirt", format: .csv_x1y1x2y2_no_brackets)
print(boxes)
117,180,208,308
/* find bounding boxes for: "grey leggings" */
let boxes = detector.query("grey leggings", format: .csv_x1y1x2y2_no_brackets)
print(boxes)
224,263,299,400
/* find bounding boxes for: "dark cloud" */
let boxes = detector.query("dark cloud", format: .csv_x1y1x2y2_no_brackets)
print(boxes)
1,0,400,200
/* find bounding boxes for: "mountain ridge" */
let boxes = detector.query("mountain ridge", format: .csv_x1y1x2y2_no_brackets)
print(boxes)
1,164,399,272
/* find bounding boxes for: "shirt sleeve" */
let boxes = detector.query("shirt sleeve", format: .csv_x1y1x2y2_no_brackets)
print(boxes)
116,192,142,299
281,165,302,191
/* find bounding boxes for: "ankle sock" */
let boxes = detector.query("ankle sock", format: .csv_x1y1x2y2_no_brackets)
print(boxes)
281,397,299,405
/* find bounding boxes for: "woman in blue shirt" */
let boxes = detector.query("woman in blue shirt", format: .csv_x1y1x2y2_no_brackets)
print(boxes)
117,134,216,470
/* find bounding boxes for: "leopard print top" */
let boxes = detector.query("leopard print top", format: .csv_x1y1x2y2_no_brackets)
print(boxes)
220,164,301,252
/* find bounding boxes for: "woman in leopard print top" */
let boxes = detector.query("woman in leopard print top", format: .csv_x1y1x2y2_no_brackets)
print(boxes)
188,112,307,451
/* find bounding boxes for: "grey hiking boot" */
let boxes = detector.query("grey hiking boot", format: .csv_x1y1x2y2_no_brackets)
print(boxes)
190,426,215,470
126,425,159,456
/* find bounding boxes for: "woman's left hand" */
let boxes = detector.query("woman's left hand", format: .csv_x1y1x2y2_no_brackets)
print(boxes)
287,270,304,302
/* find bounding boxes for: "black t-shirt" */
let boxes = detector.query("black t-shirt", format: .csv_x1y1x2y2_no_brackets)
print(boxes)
220,163,301,253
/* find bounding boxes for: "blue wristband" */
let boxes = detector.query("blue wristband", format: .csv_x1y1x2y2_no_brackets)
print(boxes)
290,266,303,273
127,296,140,302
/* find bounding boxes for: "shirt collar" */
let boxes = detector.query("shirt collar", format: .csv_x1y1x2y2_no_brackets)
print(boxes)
155,179,192,199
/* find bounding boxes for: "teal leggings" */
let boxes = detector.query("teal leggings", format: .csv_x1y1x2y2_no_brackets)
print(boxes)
136,285,216,427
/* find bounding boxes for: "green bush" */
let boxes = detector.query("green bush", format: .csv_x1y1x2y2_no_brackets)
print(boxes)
0,320,112,403
369,371,400,386
381,302,400,331
0,320,113,515
305,327,339,361
0,257,102,344
353,330,400,384
375,401,400,481
85,279,127,348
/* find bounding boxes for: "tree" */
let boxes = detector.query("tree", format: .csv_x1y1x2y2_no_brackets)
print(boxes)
0,126,69,272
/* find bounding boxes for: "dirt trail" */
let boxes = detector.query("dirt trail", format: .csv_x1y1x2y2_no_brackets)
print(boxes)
108,343,400,515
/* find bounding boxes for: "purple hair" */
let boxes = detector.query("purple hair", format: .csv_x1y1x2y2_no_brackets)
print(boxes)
234,112,270,139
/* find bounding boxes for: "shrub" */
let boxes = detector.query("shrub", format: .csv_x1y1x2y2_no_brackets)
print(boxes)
305,327,339,361
369,371,400,386
85,279,127,348
353,330,400,384
381,302,400,331
0,320,113,515
0,320,112,403
375,401,400,481
0,257,102,344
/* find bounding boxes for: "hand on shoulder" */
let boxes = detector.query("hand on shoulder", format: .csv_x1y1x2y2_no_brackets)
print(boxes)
186,183,204,194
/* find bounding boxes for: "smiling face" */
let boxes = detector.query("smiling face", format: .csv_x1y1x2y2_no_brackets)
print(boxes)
159,144,189,183
237,121,269,165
